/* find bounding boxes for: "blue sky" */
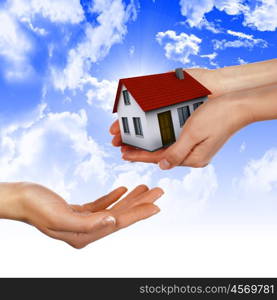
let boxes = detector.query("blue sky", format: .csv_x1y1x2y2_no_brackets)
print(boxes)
1,0,277,276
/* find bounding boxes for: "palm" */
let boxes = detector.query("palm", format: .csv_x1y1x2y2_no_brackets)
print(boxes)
21,183,162,248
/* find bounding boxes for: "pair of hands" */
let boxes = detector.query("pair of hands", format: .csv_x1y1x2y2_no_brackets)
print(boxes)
110,68,253,169
3,62,276,248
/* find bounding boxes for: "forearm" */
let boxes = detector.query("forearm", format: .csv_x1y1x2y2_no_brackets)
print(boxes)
229,83,277,127
0,182,24,220
216,59,277,96
186,59,277,98
243,83,277,123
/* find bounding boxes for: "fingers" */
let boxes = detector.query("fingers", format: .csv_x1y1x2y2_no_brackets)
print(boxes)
111,184,149,210
44,203,160,249
181,136,225,168
110,120,122,147
110,120,120,135
112,134,123,147
111,186,163,212
121,145,137,153
122,148,165,163
115,203,160,229
81,186,128,212
158,131,198,170
55,185,161,233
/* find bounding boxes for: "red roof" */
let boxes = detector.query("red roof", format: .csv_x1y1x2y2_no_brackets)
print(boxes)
112,70,211,113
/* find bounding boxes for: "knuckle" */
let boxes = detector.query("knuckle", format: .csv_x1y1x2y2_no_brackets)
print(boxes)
71,204,83,212
189,159,209,168
185,127,201,144
192,161,206,168
67,235,87,249
70,241,85,249
184,150,209,168
45,216,60,230
165,149,183,165
137,184,149,190
80,222,94,233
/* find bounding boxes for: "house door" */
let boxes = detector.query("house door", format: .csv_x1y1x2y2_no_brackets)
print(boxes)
158,111,176,147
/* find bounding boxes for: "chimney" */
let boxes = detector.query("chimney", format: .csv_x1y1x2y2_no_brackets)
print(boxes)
175,68,184,80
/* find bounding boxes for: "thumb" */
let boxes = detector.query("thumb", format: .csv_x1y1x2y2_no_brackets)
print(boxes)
158,133,195,170
50,210,116,233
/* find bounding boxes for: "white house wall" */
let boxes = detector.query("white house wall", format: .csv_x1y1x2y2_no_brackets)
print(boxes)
117,84,152,150
117,84,208,151
145,96,208,151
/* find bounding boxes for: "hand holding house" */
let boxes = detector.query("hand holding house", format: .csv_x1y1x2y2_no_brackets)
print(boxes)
113,68,211,151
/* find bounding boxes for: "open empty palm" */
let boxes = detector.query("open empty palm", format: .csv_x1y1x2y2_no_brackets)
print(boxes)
18,183,163,248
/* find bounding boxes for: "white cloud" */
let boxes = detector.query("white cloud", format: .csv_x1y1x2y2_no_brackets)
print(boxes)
0,0,85,80
179,0,244,27
243,0,277,31
0,11,32,80
227,29,253,40
213,30,267,50
85,77,117,112
26,19,48,36
179,0,214,27
238,149,277,193
112,163,154,191
129,45,135,57
201,52,218,67
156,30,201,64
198,18,221,33
238,57,247,65
215,0,244,15
158,165,218,221
201,52,217,60
0,105,110,200
179,0,277,32
52,0,137,91
239,141,246,152
7,0,84,24
213,39,254,50
213,39,266,50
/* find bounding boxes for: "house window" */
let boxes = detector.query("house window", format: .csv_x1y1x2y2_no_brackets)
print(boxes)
122,117,130,134
177,105,190,127
123,90,131,105
133,117,143,136
193,101,203,110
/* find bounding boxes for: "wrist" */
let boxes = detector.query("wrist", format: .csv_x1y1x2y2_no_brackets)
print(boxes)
216,59,277,96
218,91,255,133
0,182,27,221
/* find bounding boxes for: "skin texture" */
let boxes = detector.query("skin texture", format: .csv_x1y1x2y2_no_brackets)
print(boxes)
110,59,277,169
0,182,163,249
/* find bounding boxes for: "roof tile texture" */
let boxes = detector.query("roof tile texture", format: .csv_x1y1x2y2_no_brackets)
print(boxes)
113,70,211,113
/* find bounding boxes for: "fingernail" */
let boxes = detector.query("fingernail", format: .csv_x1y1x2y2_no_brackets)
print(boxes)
153,188,164,198
158,189,164,197
122,153,131,160
159,159,171,170
152,207,160,215
122,149,130,153
103,216,116,225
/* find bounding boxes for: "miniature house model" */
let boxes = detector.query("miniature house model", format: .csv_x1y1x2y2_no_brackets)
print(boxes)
112,68,211,151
